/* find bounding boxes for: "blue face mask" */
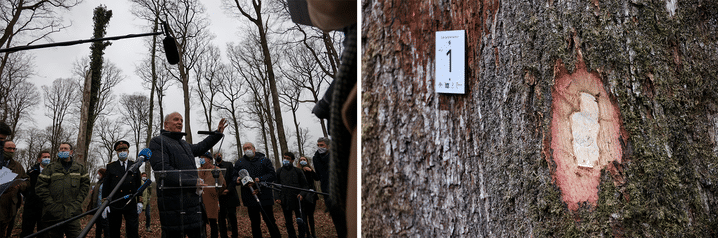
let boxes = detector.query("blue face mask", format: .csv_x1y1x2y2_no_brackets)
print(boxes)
118,152,129,161
282,160,291,167
42,158,51,165
199,158,206,165
299,160,308,166
58,151,70,159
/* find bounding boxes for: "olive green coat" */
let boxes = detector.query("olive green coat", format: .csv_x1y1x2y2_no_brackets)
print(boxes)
36,160,90,222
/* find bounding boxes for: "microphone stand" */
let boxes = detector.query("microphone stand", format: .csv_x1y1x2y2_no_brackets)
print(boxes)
23,179,152,238
0,32,163,53
76,158,149,238
258,181,329,196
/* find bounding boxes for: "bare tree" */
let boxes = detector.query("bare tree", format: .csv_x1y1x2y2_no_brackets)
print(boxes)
2,81,40,140
227,0,289,154
16,127,49,169
42,77,79,156
0,0,81,111
228,39,281,166
0,51,36,139
0,0,81,48
119,93,150,158
214,59,247,157
162,0,213,143
278,80,305,155
72,58,125,121
136,56,173,126
94,116,128,165
279,43,330,137
193,44,221,132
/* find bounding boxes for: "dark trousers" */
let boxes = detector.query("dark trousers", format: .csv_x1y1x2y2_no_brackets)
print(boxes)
163,227,202,238
282,207,304,238
0,220,11,238
299,200,316,238
217,204,237,238
109,205,139,238
207,218,218,238
144,204,151,228
20,204,43,237
246,205,280,238
40,219,81,238
94,217,110,238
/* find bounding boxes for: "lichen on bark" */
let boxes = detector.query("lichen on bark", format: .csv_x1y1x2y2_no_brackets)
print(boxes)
362,0,718,237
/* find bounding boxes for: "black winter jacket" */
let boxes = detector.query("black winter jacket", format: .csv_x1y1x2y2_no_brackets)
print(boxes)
275,166,308,211
232,152,276,207
313,151,330,193
149,129,223,231
217,161,240,207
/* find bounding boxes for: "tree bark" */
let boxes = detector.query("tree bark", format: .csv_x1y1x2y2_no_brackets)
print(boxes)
362,0,718,237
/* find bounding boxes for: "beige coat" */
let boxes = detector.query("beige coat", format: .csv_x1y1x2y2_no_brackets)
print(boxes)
199,164,226,220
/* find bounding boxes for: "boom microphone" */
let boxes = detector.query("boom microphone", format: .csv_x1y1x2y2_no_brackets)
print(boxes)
162,21,179,65
238,169,260,203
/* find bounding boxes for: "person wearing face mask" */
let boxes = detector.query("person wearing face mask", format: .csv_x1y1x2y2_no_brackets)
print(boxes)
297,156,319,238
213,152,239,238
274,152,309,238
20,150,51,237
36,142,90,238
140,172,152,232
231,142,280,238
102,140,142,238
312,137,331,202
0,122,11,169
198,152,226,238
87,168,110,238
0,140,29,238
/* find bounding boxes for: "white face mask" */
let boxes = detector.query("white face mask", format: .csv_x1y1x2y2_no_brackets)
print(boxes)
317,147,328,154
244,150,255,158
41,158,51,165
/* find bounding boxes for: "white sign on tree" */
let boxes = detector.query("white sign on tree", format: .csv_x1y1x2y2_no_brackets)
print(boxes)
435,30,466,94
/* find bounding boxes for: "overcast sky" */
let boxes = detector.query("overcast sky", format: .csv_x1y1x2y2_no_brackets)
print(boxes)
24,0,330,168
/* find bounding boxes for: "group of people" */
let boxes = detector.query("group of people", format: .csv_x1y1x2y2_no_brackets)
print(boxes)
0,121,92,238
0,110,335,238
147,112,333,238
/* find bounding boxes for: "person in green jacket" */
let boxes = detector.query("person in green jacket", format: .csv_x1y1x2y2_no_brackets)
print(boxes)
36,142,90,238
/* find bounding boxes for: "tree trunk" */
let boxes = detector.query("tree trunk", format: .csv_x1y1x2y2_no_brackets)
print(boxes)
263,89,280,168
145,18,158,177
75,70,92,165
362,0,718,237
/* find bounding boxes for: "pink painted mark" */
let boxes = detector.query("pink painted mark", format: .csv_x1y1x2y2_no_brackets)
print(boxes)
550,53,624,211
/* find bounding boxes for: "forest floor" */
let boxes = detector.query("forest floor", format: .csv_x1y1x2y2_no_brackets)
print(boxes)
7,195,338,238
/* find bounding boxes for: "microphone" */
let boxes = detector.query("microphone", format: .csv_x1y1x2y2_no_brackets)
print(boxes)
129,148,152,172
138,148,152,161
238,169,260,203
211,168,220,188
126,179,153,206
162,21,179,65
197,131,217,135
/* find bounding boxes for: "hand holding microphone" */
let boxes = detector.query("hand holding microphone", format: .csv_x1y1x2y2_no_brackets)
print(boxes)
238,169,260,203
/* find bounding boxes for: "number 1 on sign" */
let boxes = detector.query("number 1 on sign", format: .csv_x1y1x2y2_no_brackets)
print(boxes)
446,49,452,72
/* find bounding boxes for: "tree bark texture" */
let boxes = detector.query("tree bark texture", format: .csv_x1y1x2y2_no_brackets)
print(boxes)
361,0,717,237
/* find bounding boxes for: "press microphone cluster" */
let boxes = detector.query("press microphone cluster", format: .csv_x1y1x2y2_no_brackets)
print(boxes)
237,169,260,203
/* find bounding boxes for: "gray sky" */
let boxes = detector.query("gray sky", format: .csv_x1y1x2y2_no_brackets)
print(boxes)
24,0,329,168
